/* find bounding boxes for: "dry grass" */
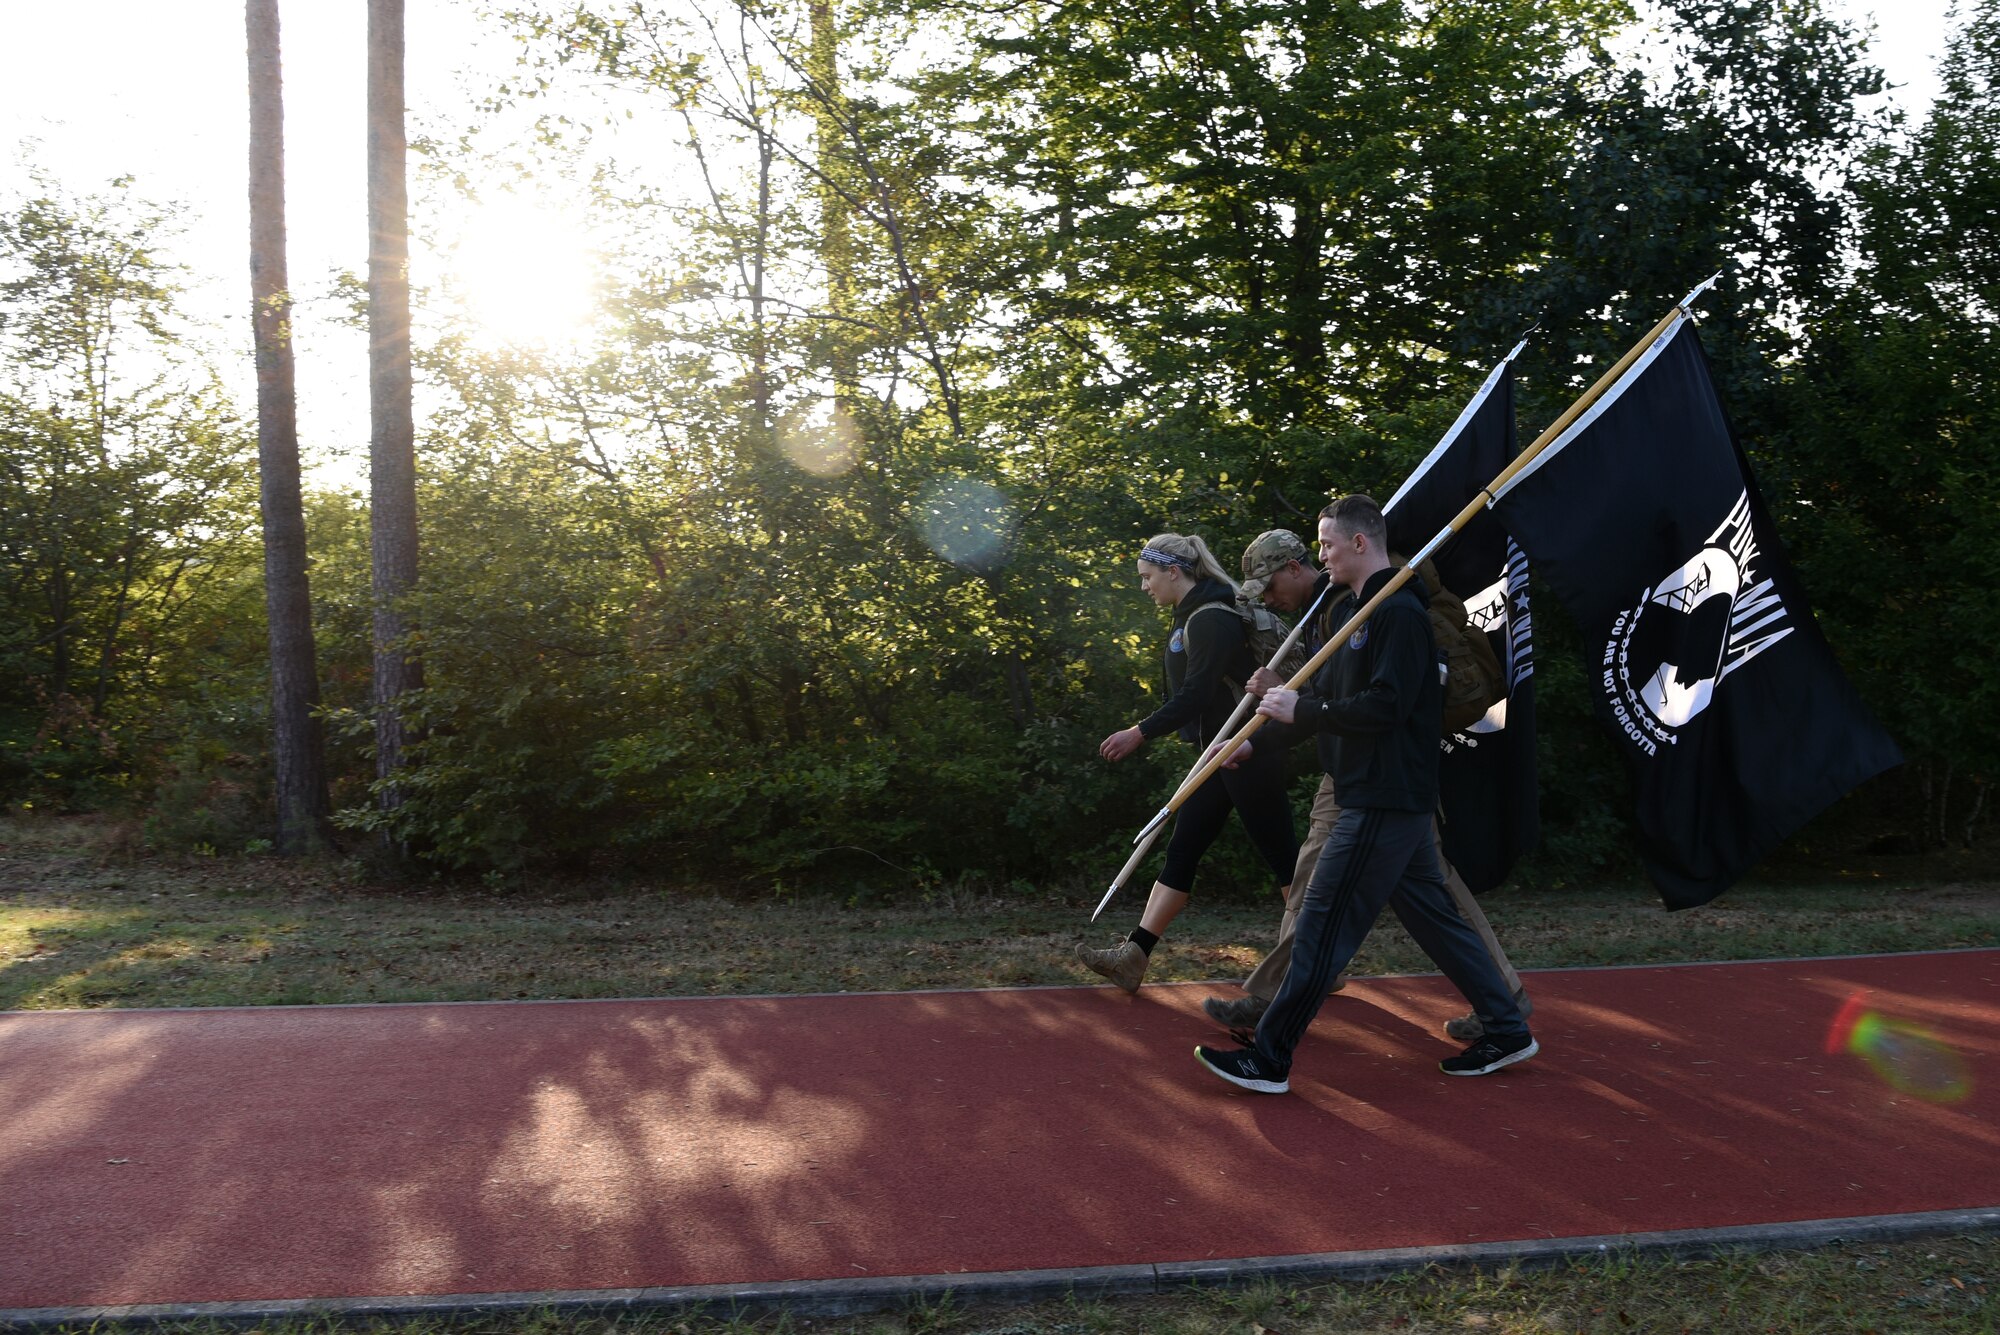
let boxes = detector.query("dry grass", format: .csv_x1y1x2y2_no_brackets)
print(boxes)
2,814,1996,1012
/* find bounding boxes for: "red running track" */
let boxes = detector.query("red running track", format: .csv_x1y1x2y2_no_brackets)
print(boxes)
3,951,1998,1314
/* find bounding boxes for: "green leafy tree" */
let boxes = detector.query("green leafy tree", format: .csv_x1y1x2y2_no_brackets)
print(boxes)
1778,0,2000,851
333,0,1907,886
325,0,1176,881
0,180,261,807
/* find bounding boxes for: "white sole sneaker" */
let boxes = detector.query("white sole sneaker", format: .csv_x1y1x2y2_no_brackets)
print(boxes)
1440,1037,1540,1077
1193,1045,1290,1094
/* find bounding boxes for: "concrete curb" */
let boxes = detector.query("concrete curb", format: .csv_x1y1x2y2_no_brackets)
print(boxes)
7,1208,1998,1330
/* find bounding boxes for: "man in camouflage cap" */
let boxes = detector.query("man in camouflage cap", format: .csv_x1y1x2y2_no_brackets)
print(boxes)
1239,529,1318,611
1206,528,1348,1032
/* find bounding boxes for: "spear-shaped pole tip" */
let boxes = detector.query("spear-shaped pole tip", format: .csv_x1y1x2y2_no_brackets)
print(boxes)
1090,879,1122,921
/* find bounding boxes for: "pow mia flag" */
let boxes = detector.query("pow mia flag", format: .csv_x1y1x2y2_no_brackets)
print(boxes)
1383,349,1539,895
1492,316,1901,908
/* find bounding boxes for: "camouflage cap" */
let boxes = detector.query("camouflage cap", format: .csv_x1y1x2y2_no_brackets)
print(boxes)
1240,529,1309,600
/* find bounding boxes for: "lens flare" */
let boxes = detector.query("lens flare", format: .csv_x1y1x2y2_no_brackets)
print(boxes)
778,401,859,478
1826,990,1972,1104
916,477,1014,573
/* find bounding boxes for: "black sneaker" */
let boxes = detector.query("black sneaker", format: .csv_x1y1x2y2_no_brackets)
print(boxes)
1439,1032,1539,1077
1193,1044,1290,1094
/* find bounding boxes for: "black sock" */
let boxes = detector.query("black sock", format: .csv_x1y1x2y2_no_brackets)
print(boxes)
1129,927,1160,956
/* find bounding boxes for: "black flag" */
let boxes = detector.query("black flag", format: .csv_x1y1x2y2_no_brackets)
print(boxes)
1384,353,1540,894
1491,317,1901,908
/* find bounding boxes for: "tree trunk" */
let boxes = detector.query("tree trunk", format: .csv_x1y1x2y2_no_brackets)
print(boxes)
367,0,422,846
248,0,332,854
1005,654,1033,730
809,0,859,397
1281,184,1327,422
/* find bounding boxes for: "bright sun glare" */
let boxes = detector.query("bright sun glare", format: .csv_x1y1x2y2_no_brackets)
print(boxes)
449,200,597,348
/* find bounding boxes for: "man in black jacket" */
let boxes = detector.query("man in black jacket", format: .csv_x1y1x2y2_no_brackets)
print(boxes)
1193,496,1537,1094
1207,529,1532,1040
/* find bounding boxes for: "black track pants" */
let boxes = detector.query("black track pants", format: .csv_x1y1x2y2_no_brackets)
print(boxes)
1253,806,1527,1070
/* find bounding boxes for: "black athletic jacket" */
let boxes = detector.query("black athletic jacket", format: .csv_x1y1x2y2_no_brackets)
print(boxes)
1265,566,1442,812
1136,579,1255,746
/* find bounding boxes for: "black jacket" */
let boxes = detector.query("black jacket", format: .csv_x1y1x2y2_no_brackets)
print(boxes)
1136,579,1255,746
1267,566,1442,811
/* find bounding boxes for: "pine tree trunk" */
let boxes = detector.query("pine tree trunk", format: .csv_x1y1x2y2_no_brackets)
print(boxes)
248,0,331,854
809,0,858,396
367,0,421,845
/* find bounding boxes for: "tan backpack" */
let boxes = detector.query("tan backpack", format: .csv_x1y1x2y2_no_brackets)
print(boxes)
1416,558,1506,731
1206,567,1502,727
1188,594,1309,696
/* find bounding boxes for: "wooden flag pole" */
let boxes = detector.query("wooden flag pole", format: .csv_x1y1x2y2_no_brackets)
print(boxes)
1089,583,1333,921
1095,288,1713,921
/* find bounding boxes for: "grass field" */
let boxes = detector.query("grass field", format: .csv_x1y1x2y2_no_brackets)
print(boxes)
4,814,1999,1333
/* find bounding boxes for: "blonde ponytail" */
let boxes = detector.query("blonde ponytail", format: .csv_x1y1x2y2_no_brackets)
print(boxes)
1140,532,1240,593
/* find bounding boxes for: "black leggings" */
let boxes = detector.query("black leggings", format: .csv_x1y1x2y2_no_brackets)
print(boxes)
1158,744,1297,894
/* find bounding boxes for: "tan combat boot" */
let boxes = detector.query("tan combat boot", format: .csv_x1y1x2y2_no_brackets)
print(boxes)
1076,939,1148,993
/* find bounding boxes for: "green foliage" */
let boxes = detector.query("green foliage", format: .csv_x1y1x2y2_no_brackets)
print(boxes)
305,401,1176,879
0,176,264,811
141,735,269,856
1772,1,2000,850
8,2,1989,881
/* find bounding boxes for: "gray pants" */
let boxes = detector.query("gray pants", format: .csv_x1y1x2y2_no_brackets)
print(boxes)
1253,805,1530,1070
1243,775,1522,1004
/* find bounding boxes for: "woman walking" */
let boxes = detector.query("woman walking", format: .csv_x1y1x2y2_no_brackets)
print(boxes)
1081,533,1298,992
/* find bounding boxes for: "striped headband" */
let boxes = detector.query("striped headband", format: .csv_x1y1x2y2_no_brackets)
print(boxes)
1140,545,1196,571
